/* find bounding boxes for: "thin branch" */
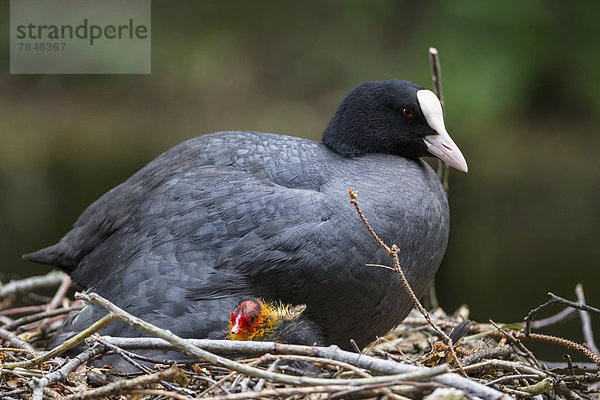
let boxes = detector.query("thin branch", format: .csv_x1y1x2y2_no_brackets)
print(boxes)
0,271,68,298
0,326,39,354
529,307,576,330
429,47,445,110
38,275,72,332
489,320,541,369
252,358,279,392
524,291,600,335
259,353,407,399
45,275,71,312
462,345,513,365
547,292,600,314
0,346,38,357
327,382,410,400
2,306,83,331
60,366,186,400
554,380,585,400
563,354,576,375
96,337,194,398
462,359,547,378
575,283,599,356
0,388,28,398
128,389,192,400
197,370,236,397
429,47,450,193
516,377,554,395
348,189,390,254
260,353,369,377
206,385,356,400
0,304,47,316
348,189,465,375
31,344,107,400
486,374,539,387
3,313,115,369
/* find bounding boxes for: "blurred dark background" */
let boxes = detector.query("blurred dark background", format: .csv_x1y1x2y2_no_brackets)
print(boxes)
1,1,599,356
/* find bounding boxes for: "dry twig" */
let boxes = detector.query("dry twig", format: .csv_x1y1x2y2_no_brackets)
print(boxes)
0,271,67,298
489,320,541,369
2,306,83,331
529,307,577,330
429,46,450,192
61,366,186,400
0,326,38,354
575,284,599,356
524,291,600,335
348,189,466,376
31,344,107,400
3,313,114,369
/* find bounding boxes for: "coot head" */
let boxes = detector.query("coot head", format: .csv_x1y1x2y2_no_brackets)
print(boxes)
229,299,265,341
322,79,468,172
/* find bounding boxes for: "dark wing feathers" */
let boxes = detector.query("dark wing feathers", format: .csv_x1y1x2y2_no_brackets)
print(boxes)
42,133,341,344
26,131,324,271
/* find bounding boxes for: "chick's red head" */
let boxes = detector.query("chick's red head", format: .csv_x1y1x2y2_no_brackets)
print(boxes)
229,299,265,340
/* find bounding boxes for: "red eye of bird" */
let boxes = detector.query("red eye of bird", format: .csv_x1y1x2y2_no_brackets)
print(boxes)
249,314,258,324
402,108,413,119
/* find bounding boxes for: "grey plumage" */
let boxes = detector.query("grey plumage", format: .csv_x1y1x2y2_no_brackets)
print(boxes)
25,80,459,354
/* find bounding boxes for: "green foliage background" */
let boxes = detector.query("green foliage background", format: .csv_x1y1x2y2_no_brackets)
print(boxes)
1,1,599,353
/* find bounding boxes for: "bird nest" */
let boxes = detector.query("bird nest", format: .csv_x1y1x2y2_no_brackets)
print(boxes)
0,271,599,400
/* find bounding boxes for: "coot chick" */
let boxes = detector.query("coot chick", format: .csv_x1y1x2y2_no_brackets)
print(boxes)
25,79,467,353
228,299,324,345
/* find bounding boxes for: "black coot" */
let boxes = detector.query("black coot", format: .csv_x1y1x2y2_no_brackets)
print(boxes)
25,79,467,351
